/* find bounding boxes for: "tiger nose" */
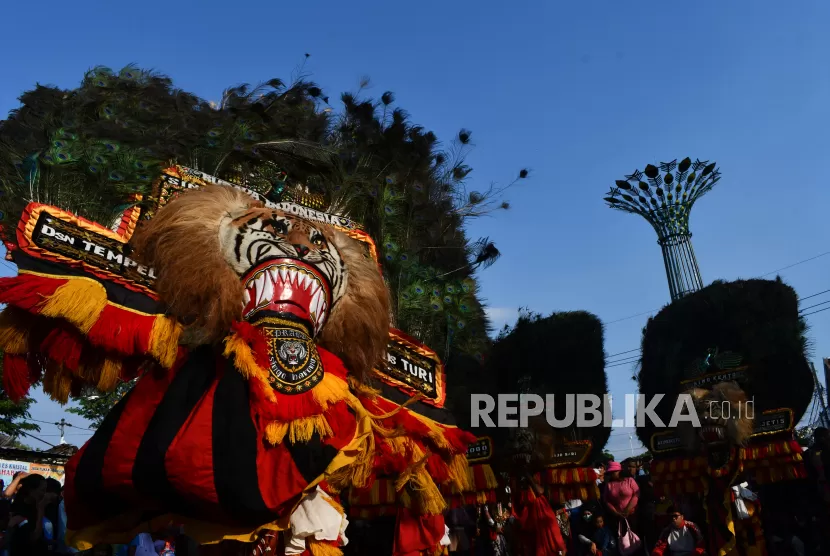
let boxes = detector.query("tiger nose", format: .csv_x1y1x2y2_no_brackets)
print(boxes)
293,244,310,257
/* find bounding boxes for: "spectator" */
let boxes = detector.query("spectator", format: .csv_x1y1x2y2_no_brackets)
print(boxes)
7,474,56,556
601,461,639,535
0,499,10,556
445,506,475,554
2,473,27,500
651,507,705,556
578,513,616,556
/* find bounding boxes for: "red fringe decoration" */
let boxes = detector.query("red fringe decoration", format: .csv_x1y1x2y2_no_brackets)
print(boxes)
3,352,32,402
425,453,451,485
442,427,476,453
40,328,84,373
0,274,66,312
87,304,155,356
229,321,352,425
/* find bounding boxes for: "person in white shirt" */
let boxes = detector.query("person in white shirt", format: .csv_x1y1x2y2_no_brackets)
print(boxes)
651,507,706,556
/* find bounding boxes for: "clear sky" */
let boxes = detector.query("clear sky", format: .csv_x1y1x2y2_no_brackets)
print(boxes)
2,0,830,458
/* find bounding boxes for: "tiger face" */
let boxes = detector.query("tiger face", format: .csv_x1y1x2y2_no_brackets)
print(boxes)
219,208,347,336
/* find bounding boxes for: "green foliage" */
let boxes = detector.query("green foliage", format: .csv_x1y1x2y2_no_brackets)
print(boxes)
0,65,526,362
0,64,327,226
636,278,814,447
0,354,40,440
66,379,135,429
795,426,818,447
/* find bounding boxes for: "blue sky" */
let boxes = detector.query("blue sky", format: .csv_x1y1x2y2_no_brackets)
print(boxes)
2,0,830,458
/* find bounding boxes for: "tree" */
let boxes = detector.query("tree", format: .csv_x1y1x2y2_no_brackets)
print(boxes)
66,379,135,429
0,353,40,441
0,64,526,365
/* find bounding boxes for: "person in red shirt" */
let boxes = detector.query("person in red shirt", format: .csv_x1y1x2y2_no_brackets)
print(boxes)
651,507,705,556
517,472,568,555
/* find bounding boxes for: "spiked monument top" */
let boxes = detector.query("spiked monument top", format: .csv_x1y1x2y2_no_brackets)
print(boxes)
604,157,721,300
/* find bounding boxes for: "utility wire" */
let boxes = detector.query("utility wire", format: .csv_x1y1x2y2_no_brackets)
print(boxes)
801,305,830,318
605,250,830,326
22,418,94,432
17,430,56,448
603,283,830,370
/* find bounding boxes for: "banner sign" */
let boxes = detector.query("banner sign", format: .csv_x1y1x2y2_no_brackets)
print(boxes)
467,437,493,463
680,368,749,389
0,460,65,485
547,440,592,468
651,430,687,453
14,203,155,295
150,166,378,262
373,329,447,408
751,408,794,437
650,408,796,453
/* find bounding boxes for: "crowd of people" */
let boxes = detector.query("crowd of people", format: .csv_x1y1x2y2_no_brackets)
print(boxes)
0,472,176,556
441,441,828,556
2,426,830,555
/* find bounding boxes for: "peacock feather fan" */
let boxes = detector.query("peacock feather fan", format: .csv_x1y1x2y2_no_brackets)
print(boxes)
634,278,813,449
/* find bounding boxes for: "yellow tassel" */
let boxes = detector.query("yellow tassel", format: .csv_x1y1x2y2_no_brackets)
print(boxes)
312,373,352,411
448,454,473,492
222,333,274,401
265,422,289,444
96,358,121,391
44,361,71,405
307,541,342,556
39,277,108,334
324,395,378,491
368,394,425,420
347,376,380,398
0,307,32,354
409,412,453,451
481,464,498,489
149,317,182,368
393,451,446,515
265,415,335,445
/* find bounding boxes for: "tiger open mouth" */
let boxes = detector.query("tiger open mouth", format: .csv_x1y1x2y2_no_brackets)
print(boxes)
241,258,333,335
699,425,726,443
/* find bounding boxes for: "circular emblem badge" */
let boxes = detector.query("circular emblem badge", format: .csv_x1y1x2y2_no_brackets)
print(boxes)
260,317,324,394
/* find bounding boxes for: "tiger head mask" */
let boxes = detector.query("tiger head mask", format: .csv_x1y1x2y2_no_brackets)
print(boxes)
130,185,390,381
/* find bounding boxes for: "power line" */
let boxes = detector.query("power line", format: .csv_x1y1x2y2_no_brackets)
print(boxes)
800,288,830,302
761,251,830,278
602,283,830,371
604,249,830,326
801,305,830,318
606,348,640,360
799,299,830,313
23,418,94,432
17,430,56,448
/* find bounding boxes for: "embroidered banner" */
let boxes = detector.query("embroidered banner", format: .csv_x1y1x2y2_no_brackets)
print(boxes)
149,165,378,262
650,407,796,453
752,408,794,437
680,367,749,389
467,437,493,463
373,328,446,408
15,203,156,295
546,440,592,468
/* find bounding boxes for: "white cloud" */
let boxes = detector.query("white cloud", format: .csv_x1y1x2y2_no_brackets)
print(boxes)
485,307,518,332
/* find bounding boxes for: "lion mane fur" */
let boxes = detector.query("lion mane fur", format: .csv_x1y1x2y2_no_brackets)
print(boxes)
678,381,755,450
130,185,389,382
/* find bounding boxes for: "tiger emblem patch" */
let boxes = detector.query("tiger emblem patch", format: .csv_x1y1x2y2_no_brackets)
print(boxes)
278,341,307,367
260,317,324,394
